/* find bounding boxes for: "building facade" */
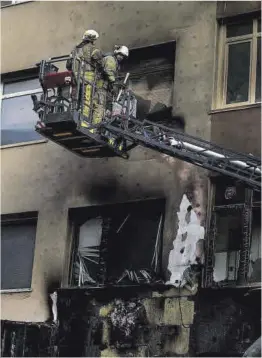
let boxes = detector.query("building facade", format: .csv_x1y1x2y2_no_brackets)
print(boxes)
1,1,261,356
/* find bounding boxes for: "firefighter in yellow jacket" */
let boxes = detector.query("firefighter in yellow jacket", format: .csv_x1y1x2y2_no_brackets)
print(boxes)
80,30,102,127
92,45,129,127
67,29,102,127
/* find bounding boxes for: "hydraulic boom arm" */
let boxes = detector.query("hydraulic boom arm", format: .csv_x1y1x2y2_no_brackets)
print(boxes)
32,56,261,192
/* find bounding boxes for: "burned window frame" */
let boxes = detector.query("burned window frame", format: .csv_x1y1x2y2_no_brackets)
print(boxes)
68,199,165,288
119,41,176,121
203,177,261,288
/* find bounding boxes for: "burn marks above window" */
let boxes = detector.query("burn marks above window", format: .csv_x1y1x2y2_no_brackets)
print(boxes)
70,199,165,288
121,42,175,83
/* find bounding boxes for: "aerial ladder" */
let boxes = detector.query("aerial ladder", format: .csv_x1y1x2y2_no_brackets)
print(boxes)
32,54,261,192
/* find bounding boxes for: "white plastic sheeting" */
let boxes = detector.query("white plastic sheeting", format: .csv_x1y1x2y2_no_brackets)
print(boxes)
50,291,58,322
76,217,102,285
79,218,102,247
166,194,205,287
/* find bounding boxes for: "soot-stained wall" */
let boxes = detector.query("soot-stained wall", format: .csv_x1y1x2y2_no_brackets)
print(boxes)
56,286,195,357
1,1,215,321
190,289,261,357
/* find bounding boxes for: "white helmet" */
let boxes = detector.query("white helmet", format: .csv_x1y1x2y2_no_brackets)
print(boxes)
82,29,99,41
114,45,129,57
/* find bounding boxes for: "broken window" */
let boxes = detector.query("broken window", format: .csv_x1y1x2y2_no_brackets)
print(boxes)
120,42,175,120
69,199,165,287
203,178,261,288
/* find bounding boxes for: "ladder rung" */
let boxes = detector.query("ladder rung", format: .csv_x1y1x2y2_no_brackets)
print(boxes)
81,148,101,153
72,145,103,150
72,147,89,150
58,135,87,142
53,132,73,137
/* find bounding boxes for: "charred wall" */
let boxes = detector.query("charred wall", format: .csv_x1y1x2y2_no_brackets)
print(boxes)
56,286,195,357
190,289,261,357
1,320,58,357
1,1,215,322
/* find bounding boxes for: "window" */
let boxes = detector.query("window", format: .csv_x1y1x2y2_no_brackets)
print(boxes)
1,1,30,7
216,17,261,108
1,76,43,146
1,214,37,291
203,178,261,288
69,199,165,287
213,210,242,283
120,42,175,120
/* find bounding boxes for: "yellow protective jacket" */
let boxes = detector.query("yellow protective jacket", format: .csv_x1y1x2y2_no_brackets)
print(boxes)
95,55,119,91
81,42,102,71
67,42,102,74
102,55,119,84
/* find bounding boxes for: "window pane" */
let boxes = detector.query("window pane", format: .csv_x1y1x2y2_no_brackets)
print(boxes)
213,210,242,283
1,1,12,7
3,78,40,95
256,38,261,102
226,42,250,104
1,223,36,290
226,20,253,38
1,95,43,145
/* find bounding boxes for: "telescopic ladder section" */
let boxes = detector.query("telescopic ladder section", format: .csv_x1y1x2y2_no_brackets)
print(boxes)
101,115,261,192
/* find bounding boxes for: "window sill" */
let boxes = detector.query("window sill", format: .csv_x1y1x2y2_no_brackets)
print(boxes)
0,139,48,149
1,288,32,294
209,102,261,115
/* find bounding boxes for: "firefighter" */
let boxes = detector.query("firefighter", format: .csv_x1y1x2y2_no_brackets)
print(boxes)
81,30,103,126
67,30,101,126
92,45,129,128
